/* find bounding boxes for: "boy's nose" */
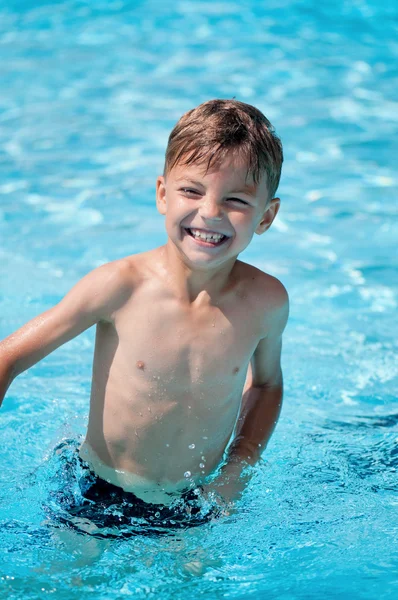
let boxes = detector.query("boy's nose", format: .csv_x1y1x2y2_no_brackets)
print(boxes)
198,197,223,220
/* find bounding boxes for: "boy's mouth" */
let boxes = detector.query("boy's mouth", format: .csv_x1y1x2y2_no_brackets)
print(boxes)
185,227,228,246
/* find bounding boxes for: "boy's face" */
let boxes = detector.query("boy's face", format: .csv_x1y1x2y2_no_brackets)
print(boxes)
156,155,280,271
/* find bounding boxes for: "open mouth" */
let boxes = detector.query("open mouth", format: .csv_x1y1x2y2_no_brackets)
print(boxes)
185,228,228,246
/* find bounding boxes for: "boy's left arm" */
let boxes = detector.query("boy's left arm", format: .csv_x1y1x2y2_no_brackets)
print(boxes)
207,288,289,505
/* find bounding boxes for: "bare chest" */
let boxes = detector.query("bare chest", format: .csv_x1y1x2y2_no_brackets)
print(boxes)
100,295,259,392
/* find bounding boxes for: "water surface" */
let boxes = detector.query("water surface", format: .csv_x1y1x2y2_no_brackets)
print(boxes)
0,0,397,598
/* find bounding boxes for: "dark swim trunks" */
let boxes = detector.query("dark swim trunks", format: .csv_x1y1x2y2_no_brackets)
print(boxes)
49,440,220,538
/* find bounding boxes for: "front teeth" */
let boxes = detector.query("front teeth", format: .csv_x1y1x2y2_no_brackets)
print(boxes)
190,228,225,243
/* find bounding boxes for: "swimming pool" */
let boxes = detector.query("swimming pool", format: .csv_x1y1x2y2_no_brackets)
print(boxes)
0,0,397,597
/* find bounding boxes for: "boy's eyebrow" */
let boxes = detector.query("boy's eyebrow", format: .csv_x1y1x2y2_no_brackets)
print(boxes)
235,184,257,196
175,178,205,187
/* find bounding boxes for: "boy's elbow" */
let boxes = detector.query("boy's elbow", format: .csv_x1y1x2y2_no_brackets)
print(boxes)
0,336,23,378
254,368,283,390
0,350,17,406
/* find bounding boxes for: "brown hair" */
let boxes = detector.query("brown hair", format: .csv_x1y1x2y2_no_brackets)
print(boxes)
164,99,283,199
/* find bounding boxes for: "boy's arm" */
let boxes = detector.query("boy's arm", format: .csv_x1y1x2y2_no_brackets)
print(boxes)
207,285,289,505
0,260,132,407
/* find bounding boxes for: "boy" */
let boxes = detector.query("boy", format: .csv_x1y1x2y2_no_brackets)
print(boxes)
0,99,288,527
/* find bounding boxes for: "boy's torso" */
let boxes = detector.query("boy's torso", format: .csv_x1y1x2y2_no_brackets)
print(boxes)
82,249,276,502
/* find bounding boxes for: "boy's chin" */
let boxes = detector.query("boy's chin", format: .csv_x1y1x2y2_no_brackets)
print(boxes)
176,244,239,271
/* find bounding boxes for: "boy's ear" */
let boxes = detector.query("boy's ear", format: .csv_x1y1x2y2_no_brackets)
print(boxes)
255,197,280,235
156,176,167,215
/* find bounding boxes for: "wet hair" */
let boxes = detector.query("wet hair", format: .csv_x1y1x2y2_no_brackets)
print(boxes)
164,99,283,199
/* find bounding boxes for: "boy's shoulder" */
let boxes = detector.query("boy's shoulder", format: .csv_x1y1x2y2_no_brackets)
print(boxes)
76,251,158,322
235,260,288,307
95,250,158,286
234,260,289,334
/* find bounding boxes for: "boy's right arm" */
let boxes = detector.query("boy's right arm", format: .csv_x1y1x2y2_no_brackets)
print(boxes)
0,260,132,407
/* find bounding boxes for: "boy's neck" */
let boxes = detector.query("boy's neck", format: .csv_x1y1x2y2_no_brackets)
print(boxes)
160,242,238,303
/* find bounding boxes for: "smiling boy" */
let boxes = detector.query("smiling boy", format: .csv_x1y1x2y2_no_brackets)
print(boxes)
0,99,288,527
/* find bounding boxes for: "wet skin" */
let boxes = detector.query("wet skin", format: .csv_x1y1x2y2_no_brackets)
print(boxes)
0,155,288,502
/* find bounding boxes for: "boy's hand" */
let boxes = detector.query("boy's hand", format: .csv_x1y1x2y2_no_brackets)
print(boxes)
202,460,252,513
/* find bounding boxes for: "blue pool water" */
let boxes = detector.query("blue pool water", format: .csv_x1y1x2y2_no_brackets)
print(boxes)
0,0,397,598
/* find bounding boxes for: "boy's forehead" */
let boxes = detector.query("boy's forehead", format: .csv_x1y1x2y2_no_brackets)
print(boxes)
170,156,267,191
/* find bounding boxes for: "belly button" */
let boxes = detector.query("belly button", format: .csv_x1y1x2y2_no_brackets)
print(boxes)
233,366,239,374
136,360,145,370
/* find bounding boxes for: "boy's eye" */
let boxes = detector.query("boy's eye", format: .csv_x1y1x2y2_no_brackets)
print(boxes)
181,188,200,196
180,189,249,205
227,197,249,205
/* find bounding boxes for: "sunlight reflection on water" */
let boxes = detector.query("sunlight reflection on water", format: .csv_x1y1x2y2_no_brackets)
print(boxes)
0,0,397,598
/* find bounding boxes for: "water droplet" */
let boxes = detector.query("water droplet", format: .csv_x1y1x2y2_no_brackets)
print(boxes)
166,443,170,447
202,436,208,440
188,443,195,449
199,462,205,469
148,406,151,412
155,511,160,518
139,412,143,417
184,471,192,478
212,323,215,327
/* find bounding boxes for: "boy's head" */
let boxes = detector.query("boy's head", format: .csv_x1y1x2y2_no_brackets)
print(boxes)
164,99,283,201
